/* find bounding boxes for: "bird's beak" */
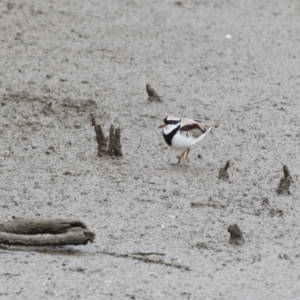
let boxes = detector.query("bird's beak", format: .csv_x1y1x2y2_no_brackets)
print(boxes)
158,122,166,128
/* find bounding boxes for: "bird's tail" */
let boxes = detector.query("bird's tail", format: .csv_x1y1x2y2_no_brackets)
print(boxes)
203,122,219,133
205,122,219,135
210,122,220,128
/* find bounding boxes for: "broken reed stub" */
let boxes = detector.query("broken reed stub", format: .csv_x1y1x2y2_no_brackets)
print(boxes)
219,160,230,180
146,84,162,102
108,125,123,157
0,217,95,246
228,224,245,245
91,113,122,157
277,165,292,195
91,113,108,157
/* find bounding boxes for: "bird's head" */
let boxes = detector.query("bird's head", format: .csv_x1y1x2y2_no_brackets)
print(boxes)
158,116,181,133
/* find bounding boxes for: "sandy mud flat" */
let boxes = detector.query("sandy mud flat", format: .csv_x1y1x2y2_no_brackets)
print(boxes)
0,0,300,299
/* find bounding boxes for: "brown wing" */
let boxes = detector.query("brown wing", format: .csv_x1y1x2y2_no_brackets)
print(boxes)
180,123,205,139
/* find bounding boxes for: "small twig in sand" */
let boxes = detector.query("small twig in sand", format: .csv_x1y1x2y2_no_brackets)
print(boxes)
146,84,162,102
99,251,191,271
228,224,245,245
191,202,228,209
277,165,292,195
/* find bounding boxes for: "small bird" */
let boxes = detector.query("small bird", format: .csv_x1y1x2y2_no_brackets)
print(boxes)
159,116,219,165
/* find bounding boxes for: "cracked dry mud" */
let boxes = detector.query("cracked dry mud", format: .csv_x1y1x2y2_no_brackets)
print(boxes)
0,1,300,299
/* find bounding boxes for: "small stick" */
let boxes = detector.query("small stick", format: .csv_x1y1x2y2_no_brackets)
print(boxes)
99,251,190,271
277,165,292,195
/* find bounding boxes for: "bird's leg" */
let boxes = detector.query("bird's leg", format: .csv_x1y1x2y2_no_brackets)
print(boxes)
178,150,187,165
182,148,190,165
185,148,190,163
178,148,190,166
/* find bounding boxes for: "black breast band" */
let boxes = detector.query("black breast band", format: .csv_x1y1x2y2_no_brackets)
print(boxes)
163,126,180,146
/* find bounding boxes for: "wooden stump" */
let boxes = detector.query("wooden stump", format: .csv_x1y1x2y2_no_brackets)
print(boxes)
219,160,230,180
91,114,122,157
228,224,245,245
108,125,123,157
146,84,162,102
91,113,108,157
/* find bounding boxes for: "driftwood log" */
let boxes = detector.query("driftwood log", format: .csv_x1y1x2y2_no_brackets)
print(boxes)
0,218,95,246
